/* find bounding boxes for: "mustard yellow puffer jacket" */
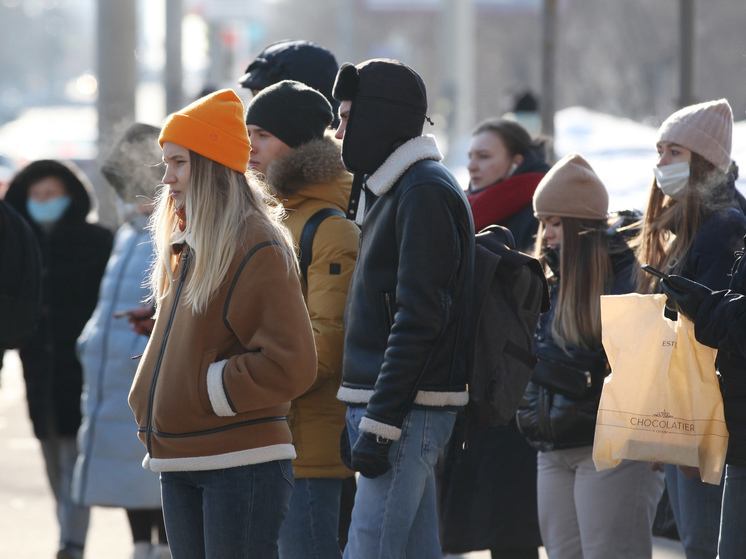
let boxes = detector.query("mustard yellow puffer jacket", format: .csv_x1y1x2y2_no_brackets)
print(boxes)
267,131,359,478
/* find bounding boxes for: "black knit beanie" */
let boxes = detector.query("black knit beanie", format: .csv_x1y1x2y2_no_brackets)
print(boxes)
245,80,333,148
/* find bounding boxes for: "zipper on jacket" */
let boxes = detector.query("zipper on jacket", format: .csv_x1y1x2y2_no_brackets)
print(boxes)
145,249,192,457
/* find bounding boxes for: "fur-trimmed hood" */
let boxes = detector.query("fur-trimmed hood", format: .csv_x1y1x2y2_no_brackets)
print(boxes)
265,130,349,199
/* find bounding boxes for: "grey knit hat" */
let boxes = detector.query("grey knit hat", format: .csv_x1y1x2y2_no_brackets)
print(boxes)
533,153,608,220
245,80,332,148
657,99,733,172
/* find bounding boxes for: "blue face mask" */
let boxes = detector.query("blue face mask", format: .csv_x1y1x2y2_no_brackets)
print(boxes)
27,195,71,225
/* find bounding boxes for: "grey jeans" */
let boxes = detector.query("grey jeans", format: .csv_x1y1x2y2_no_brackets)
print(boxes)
40,436,90,550
537,446,664,559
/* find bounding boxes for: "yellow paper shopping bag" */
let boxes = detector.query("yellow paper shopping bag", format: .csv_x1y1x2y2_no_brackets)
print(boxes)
592,293,728,485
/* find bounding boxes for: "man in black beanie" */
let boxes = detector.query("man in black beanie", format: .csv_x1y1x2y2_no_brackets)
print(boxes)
245,79,360,559
333,58,475,558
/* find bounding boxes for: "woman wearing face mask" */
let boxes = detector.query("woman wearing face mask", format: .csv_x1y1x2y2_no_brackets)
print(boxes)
515,154,665,559
635,98,746,559
5,159,113,559
466,118,551,251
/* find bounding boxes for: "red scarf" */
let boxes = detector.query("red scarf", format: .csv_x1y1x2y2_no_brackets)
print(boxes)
467,172,545,233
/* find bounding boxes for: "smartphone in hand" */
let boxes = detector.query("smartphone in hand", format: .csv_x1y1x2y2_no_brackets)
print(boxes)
641,264,669,280
113,310,136,319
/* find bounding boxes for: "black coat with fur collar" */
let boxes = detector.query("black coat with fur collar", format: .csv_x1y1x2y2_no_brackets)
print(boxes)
337,135,475,442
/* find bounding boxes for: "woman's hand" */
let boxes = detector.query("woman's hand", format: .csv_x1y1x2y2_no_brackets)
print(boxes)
116,305,156,337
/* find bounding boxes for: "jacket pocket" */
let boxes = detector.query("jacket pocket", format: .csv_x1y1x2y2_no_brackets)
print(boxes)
382,291,396,332
197,348,219,414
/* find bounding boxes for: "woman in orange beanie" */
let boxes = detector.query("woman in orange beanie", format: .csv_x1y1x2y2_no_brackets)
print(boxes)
128,89,317,559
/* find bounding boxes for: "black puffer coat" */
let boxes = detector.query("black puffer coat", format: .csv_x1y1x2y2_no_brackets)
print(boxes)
516,235,636,451
5,160,113,439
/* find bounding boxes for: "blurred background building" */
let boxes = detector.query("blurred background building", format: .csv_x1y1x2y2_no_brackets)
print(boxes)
0,0,744,225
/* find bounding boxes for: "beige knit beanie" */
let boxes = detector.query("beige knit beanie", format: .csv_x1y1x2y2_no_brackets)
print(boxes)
657,98,733,172
533,153,608,219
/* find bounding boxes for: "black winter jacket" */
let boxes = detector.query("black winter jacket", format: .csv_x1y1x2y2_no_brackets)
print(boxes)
5,160,113,439
517,235,635,451
337,135,475,442
695,236,746,466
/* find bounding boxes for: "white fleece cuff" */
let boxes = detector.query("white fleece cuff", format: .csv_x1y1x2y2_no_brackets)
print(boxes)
358,416,402,441
207,359,236,417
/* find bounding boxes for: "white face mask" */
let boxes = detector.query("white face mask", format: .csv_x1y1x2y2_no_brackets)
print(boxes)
654,161,690,201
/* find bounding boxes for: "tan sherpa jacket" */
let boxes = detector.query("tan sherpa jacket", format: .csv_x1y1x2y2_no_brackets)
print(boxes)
128,220,317,472
266,131,358,478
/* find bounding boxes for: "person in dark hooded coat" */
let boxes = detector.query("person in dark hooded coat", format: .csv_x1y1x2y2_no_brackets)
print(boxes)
5,159,113,559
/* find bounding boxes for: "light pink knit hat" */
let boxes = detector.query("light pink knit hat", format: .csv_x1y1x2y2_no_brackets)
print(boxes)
657,98,733,172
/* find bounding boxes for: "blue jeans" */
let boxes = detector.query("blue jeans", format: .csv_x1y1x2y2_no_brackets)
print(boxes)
160,460,294,559
665,464,723,559
344,406,457,559
718,464,746,559
278,477,343,559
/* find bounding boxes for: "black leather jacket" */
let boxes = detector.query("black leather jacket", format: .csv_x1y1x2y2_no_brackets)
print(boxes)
517,235,635,451
338,136,475,441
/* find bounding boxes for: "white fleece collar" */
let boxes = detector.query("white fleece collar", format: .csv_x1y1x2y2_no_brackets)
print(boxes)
355,134,442,224
366,134,442,196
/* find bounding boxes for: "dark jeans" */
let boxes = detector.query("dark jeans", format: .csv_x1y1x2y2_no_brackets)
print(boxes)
160,460,294,559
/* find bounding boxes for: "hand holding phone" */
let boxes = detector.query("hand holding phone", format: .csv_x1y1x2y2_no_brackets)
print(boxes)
113,310,136,319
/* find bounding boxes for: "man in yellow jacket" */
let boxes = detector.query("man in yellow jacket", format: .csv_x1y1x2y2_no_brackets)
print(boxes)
245,79,359,559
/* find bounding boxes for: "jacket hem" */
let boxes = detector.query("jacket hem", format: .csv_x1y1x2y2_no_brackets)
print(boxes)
337,386,469,408
141,443,297,472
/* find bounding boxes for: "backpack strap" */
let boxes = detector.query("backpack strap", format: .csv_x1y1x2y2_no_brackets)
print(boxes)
299,207,345,282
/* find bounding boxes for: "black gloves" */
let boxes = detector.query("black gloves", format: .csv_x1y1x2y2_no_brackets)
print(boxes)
351,431,393,479
660,275,712,322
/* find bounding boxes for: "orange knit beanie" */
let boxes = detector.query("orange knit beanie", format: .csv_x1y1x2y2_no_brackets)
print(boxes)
158,89,251,173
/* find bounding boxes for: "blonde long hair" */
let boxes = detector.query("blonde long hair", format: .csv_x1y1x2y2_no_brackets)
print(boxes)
148,151,296,314
534,217,614,350
634,153,727,293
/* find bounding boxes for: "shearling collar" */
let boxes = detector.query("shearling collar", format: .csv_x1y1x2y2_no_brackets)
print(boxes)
355,134,442,224
365,134,442,196
265,130,347,197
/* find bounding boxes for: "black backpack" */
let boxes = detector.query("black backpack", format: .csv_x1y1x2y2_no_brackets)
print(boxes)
0,200,42,349
466,224,550,434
